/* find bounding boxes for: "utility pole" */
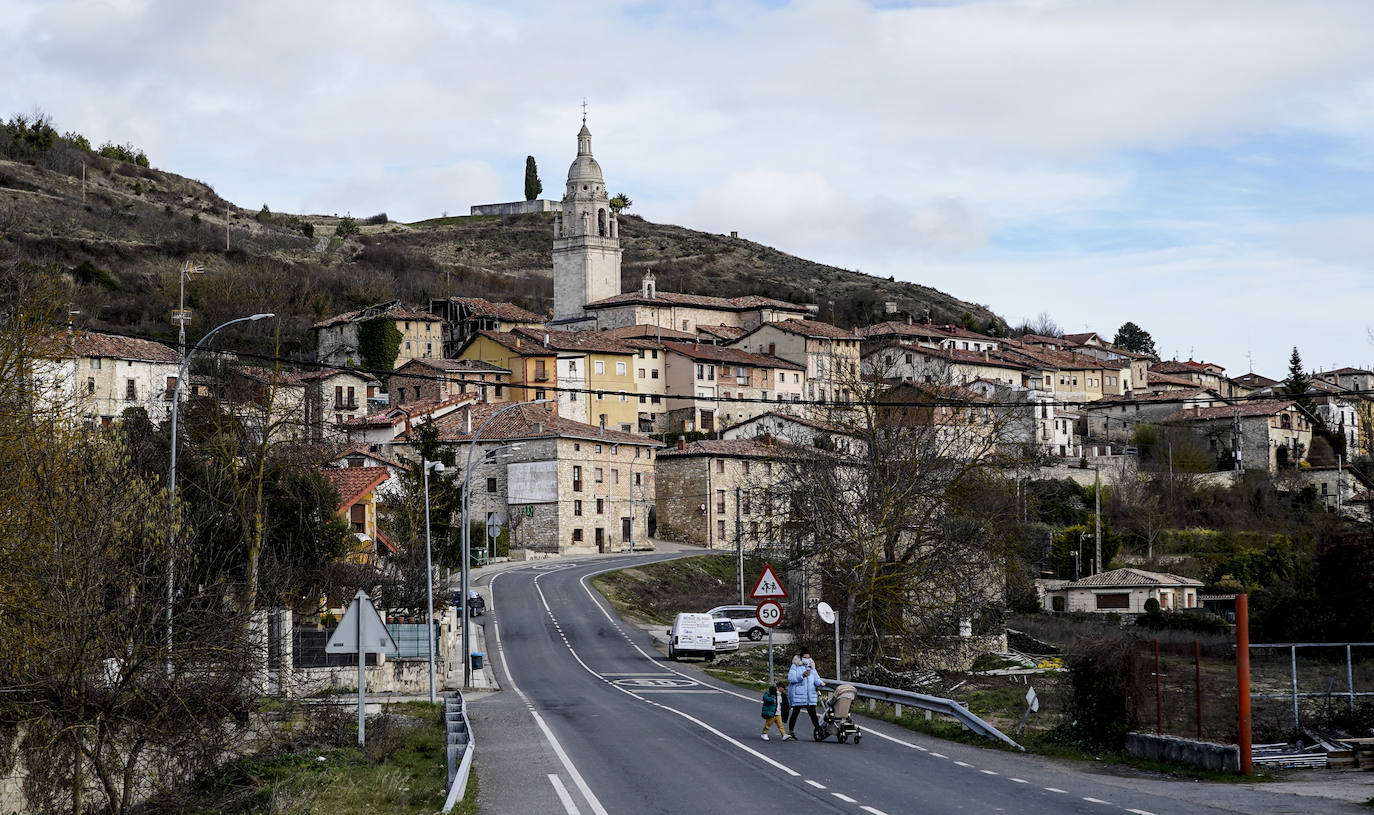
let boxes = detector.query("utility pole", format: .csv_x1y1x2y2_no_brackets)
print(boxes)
1093,465,1102,575
736,485,744,604
175,261,204,358
225,205,231,251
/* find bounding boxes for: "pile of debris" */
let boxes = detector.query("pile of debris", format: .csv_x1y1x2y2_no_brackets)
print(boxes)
1253,731,1374,770
848,663,940,692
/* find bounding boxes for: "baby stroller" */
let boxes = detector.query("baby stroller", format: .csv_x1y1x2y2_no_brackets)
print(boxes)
814,684,862,743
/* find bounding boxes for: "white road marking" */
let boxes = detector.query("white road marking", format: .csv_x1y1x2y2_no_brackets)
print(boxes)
490,574,611,815
861,808,889,815
1125,809,1157,815
832,792,857,803
1083,796,1110,804
805,780,826,789
548,774,580,815
1045,787,1068,793
954,760,972,767
979,769,998,775
1009,778,1028,784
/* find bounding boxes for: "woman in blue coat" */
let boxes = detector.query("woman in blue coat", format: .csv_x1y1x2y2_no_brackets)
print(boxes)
786,649,825,738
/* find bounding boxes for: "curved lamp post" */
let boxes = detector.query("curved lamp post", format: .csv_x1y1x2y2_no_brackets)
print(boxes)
422,459,445,704
461,399,550,687
166,313,274,670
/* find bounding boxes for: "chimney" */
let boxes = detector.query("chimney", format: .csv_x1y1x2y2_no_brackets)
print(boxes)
464,404,473,435
543,332,550,348
677,437,686,451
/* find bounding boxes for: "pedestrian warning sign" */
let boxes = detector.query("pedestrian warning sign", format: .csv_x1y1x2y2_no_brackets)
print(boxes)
749,564,787,600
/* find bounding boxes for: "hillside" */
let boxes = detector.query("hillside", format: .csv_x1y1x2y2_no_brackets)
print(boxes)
0,133,1002,359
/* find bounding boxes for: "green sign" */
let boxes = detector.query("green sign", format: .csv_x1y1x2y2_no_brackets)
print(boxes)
523,504,534,517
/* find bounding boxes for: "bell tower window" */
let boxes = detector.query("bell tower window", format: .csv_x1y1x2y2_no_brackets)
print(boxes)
598,208,607,237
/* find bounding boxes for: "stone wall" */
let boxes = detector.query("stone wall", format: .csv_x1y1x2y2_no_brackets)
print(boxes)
470,200,561,216
1125,732,1240,773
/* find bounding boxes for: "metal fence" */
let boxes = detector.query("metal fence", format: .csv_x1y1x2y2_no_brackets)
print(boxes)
1248,642,1374,735
292,622,438,668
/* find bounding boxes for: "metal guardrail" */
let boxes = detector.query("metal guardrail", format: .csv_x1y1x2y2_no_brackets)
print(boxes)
828,677,1024,751
441,691,475,813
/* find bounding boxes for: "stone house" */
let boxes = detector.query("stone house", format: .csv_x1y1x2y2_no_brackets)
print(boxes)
455,329,561,406
1150,360,1227,393
654,438,789,550
660,340,805,433
404,402,662,554
295,368,380,441
1159,399,1312,472
34,330,181,426
730,319,862,408
341,394,477,451
312,301,444,368
1083,388,1224,444
390,358,511,405
858,321,1002,354
1039,568,1203,615
1316,367,1374,456
722,411,861,456
1225,372,1279,399
427,296,544,357
863,342,1028,388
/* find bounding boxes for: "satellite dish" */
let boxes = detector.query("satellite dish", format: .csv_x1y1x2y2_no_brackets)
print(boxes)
816,601,836,625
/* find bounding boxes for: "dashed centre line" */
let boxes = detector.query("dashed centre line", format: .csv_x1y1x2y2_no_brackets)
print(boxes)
832,792,857,803
805,780,826,789
1083,797,1111,805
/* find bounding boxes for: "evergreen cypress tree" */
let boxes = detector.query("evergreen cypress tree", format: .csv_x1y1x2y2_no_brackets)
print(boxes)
524,155,542,201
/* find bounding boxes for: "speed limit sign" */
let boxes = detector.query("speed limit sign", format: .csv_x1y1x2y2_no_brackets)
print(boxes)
755,599,783,628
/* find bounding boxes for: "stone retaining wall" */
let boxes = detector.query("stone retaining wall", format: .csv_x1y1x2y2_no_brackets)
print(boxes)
1125,732,1240,773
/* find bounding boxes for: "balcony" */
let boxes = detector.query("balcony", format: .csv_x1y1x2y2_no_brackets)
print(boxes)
333,401,358,411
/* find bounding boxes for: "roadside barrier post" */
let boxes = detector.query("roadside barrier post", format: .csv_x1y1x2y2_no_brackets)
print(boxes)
1236,594,1253,776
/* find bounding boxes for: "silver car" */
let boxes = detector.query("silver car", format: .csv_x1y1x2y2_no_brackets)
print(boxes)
706,605,767,642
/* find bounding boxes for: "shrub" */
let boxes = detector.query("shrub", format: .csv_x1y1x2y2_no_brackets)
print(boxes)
1143,597,1160,614
301,221,314,239
1134,609,1230,635
1064,633,1141,749
363,212,388,226
335,217,359,237
97,140,149,167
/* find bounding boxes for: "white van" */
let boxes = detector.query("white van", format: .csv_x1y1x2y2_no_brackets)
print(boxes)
667,612,717,661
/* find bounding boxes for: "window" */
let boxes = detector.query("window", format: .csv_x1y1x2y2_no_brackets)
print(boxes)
696,364,705,380
634,471,642,486
574,500,583,516
594,360,605,375
405,341,412,352
1096,593,1130,610
638,368,645,379
616,361,626,376
124,379,137,400
612,469,619,485
742,494,751,514
716,459,725,474
743,460,751,475
349,504,366,532
651,369,659,379
596,498,604,514
750,520,759,536
90,357,101,369
716,489,726,514
595,444,602,454
534,359,548,381
717,520,726,539
535,389,546,400
486,477,497,493
572,466,582,492
87,376,96,395
595,467,604,483
573,528,584,542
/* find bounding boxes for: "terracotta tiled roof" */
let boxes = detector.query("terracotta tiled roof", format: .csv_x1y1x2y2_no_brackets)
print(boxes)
507,327,634,355
1013,334,1068,346
1152,360,1225,376
1000,345,1123,372
880,342,1028,370
1323,367,1373,377
583,290,807,312
721,410,852,436
330,444,404,469
695,324,749,341
762,319,859,340
1092,387,1217,405
598,324,698,341
1230,373,1279,388
1066,568,1203,588
1146,372,1202,389
341,394,475,428
55,330,180,363
320,465,390,511
1061,332,1101,345
660,340,804,369
657,438,788,459
439,296,544,323
1159,399,1296,423
421,402,662,446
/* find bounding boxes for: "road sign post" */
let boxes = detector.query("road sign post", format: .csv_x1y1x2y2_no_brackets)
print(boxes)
750,567,787,687
325,590,399,746
817,601,840,682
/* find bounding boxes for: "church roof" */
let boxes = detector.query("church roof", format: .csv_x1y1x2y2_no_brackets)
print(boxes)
582,290,807,313
567,122,605,186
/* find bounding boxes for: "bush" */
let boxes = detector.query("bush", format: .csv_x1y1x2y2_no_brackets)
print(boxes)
1134,609,1230,635
97,140,149,167
335,217,359,237
1143,597,1160,614
363,212,388,226
1064,634,1141,749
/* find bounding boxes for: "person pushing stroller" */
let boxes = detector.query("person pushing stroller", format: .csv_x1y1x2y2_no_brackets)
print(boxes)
786,650,825,740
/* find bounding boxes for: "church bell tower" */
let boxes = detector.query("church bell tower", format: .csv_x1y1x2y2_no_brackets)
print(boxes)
552,118,621,324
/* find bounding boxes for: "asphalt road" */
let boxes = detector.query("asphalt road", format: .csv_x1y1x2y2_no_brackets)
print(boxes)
468,554,1365,815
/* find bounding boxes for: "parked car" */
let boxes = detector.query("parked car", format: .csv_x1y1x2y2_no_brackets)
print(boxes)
712,619,740,652
706,605,767,641
666,612,716,661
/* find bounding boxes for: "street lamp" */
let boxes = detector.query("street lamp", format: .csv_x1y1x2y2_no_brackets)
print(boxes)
461,399,551,687
422,459,445,704
166,313,274,670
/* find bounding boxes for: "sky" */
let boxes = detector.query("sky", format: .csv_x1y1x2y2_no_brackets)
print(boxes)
3,0,1373,377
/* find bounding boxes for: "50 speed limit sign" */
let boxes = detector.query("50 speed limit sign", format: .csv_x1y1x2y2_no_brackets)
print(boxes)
755,600,783,628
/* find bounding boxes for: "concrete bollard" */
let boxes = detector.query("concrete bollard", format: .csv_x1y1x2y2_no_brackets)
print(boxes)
894,703,902,718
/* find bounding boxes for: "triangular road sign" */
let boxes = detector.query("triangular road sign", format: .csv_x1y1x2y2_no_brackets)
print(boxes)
326,589,399,655
749,564,788,600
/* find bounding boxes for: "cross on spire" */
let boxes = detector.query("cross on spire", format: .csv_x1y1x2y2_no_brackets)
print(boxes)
581,97,588,124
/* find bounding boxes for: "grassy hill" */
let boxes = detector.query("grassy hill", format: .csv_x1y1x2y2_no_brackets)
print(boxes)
0,125,1002,360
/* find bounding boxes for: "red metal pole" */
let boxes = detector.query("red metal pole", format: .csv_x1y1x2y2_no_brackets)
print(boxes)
1236,594,1253,776
1194,638,1203,740
1154,638,1163,735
